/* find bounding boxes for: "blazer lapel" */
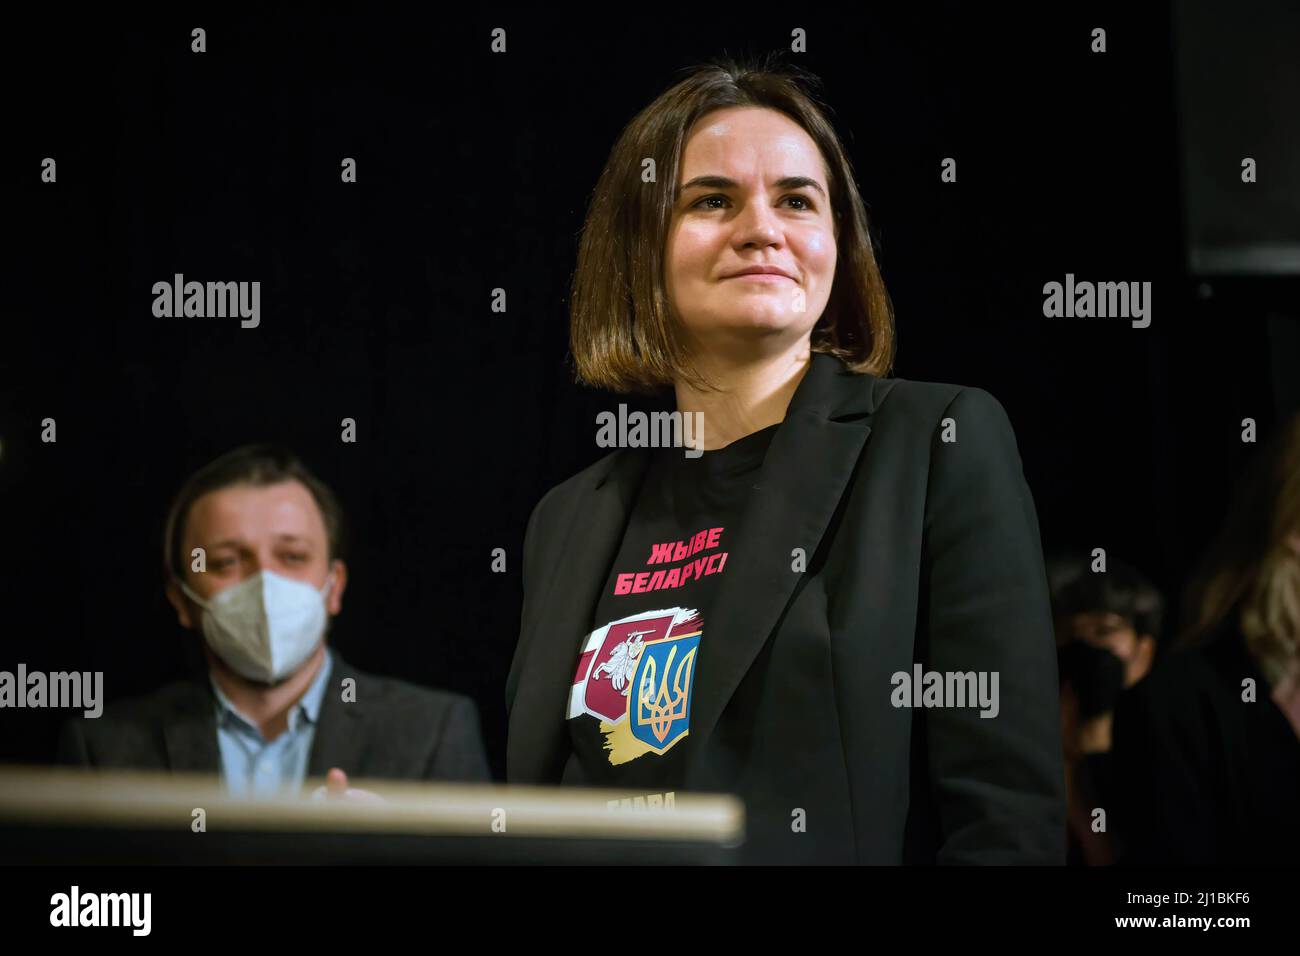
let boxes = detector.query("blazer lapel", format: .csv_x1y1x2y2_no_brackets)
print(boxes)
507,447,653,782
163,652,362,778
307,652,369,777
684,353,883,775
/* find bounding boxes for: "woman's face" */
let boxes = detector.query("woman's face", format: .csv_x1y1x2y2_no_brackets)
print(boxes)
665,106,838,358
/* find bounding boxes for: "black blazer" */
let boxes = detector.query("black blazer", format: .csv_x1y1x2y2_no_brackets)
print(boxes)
56,650,491,784
507,352,1066,864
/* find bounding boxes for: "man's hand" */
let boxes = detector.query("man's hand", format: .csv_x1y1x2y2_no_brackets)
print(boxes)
310,767,384,802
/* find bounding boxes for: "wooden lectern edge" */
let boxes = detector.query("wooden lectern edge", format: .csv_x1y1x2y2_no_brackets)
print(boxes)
0,765,745,844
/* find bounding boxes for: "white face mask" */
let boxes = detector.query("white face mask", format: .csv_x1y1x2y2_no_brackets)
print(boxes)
179,570,334,683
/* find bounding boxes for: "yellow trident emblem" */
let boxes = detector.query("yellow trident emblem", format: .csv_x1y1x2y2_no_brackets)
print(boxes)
636,642,698,744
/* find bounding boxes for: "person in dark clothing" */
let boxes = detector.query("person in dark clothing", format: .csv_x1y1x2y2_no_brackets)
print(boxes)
507,56,1065,864
1047,555,1161,865
57,443,490,794
1111,412,1300,864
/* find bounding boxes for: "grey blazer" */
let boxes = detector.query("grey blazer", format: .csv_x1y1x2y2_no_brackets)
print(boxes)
56,650,490,784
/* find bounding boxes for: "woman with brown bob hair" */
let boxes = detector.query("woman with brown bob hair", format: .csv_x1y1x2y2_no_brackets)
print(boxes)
506,54,1065,864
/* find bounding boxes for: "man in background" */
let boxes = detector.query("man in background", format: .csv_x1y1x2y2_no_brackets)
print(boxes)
57,443,490,794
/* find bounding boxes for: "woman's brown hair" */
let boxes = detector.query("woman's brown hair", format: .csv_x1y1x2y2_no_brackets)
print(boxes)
569,53,895,394
1179,411,1300,689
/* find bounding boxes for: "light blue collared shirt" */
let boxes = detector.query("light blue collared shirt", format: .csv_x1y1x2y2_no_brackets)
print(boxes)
209,648,334,798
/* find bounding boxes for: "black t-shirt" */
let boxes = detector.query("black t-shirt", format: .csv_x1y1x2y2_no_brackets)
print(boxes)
560,422,780,794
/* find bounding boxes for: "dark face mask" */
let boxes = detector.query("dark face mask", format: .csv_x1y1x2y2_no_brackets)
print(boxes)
1058,641,1127,719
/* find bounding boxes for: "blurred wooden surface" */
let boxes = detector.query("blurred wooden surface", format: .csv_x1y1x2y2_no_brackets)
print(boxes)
0,765,744,844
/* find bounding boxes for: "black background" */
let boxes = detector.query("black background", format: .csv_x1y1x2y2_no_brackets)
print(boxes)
3,4,1295,779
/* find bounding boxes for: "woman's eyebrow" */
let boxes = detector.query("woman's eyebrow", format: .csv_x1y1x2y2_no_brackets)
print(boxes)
677,175,827,199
